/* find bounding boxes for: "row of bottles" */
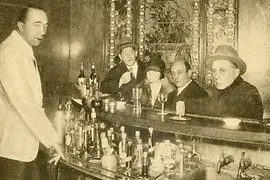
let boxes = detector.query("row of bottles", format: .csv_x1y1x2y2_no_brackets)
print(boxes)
78,62,99,98
57,100,165,178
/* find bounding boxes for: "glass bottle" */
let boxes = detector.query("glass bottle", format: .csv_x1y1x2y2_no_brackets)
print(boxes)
149,142,165,177
119,132,127,168
78,62,86,86
53,97,66,145
110,127,118,152
91,82,103,111
101,148,117,178
133,139,143,169
65,109,75,154
101,132,109,153
126,141,133,169
135,131,141,146
89,63,97,86
96,122,101,158
73,116,84,154
142,151,149,178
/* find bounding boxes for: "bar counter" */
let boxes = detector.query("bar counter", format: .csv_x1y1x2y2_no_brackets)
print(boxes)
54,100,270,180
99,104,270,148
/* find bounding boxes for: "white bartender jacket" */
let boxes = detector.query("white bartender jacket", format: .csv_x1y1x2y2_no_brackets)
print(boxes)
0,30,59,162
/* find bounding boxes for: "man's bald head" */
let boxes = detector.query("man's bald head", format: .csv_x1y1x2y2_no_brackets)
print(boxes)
170,60,192,88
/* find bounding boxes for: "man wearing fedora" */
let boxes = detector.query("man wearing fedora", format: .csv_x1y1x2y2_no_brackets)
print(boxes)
183,45,263,119
101,36,146,101
165,60,208,111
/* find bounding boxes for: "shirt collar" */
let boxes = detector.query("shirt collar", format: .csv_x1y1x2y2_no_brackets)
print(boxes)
11,30,35,58
177,80,192,95
126,61,138,70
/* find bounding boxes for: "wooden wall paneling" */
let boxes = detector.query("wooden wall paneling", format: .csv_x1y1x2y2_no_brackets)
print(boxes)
37,1,72,97
94,0,106,81
69,0,95,82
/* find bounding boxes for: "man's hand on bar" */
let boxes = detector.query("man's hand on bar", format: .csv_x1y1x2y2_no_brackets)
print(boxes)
48,143,66,165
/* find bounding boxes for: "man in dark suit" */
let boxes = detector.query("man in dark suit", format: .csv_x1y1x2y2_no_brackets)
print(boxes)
165,60,208,111
101,36,146,101
184,45,263,119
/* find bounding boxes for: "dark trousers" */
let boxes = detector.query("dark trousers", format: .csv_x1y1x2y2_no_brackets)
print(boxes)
0,151,50,180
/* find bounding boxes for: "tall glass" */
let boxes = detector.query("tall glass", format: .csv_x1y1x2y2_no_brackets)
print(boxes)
132,88,142,114
176,101,185,117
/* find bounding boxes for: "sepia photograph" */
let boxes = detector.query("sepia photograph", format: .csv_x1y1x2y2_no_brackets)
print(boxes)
0,0,269,179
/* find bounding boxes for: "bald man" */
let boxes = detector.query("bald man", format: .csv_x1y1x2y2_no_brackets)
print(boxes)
165,60,208,111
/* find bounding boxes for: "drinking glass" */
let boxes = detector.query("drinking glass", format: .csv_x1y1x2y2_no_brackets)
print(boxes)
132,88,142,114
174,101,185,120
157,92,168,115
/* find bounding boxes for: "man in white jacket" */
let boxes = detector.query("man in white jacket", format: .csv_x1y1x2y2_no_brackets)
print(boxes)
0,5,64,180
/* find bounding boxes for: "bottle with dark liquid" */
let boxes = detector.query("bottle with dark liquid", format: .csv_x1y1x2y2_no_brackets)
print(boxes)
142,150,149,178
91,82,103,111
78,62,86,86
89,63,97,86
126,141,133,169
110,127,118,152
148,127,155,158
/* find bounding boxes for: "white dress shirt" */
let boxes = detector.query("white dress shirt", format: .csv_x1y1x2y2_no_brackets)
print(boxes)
0,30,59,162
150,80,162,106
127,61,138,79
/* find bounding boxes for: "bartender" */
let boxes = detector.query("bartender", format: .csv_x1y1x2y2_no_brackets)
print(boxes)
183,45,263,119
101,36,146,101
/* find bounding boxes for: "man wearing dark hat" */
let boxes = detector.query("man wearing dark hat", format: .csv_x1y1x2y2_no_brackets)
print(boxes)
140,58,176,108
101,36,146,100
165,60,208,111
184,45,263,119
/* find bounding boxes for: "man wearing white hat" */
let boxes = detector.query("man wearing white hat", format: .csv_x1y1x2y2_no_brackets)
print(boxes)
101,36,146,101
184,45,263,119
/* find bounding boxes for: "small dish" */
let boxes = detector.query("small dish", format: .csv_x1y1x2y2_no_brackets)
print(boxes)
223,118,241,126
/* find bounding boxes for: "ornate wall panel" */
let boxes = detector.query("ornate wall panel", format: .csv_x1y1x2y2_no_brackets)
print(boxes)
107,0,238,85
205,0,237,86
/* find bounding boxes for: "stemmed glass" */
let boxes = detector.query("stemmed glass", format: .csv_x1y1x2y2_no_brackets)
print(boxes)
186,152,192,172
157,92,168,115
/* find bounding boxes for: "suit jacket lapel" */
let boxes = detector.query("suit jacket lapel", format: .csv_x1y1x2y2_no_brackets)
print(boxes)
176,81,193,101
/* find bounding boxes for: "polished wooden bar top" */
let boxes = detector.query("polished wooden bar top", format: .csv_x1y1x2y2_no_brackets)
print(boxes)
99,104,270,146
